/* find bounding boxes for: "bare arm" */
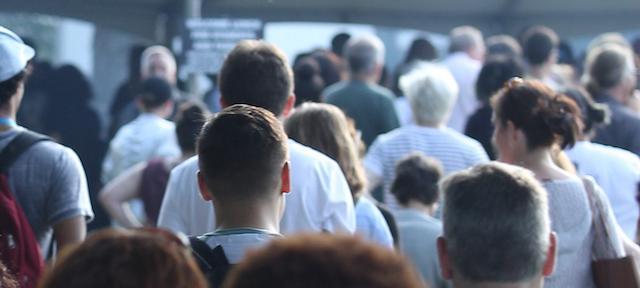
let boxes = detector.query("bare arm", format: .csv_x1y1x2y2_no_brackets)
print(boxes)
53,216,86,252
99,162,146,228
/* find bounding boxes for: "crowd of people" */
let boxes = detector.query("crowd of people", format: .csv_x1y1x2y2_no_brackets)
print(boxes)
1,21,640,288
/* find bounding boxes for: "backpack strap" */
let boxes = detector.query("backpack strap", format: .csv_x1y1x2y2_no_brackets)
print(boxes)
0,131,50,173
189,236,232,288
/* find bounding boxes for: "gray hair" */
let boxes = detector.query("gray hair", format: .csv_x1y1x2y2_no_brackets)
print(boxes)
583,43,636,91
441,162,551,283
449,26,484,54
399,63,458,126
344,35,385,76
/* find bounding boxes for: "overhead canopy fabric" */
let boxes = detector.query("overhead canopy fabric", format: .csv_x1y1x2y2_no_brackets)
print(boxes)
2,0,640,39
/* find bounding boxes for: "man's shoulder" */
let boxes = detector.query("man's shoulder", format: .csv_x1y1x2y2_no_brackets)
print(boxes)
171,155,199,176
323,81,349,101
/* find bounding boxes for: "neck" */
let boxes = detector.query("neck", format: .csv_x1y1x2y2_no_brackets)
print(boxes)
605,86,628,104
0,106,17,132
529,64,551,80
350,73,376,83
510,147,566,180
405,200,437,217
213,201,280,234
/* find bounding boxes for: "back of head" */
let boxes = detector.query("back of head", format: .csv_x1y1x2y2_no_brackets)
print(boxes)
491,78,582,150
486,34,522,57
293,56,325,105
285,103,365,199
522,26,559,66
400,63,459,126
219,40,293,116
476,55,525,103
311,50,345,87
344,35,385,77
174,100,209,153
140,45,177,82
138,77,174,110
441,162,550,284
405,37,437,62
391,152,443,207
0,26,34,107
50,65,93,104
563,87,609,136
585,44,635,94
331,32,351,57
448,26,484,55
38,229,207,288
197,104,288,202
223,234,424,288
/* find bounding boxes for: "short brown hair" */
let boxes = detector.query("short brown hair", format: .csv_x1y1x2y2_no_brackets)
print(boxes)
197,104,288,201
38,229,207,288
219,40,293,116
491,78,582,150
285,103,366,200
223,234,425,288
391,152,443,206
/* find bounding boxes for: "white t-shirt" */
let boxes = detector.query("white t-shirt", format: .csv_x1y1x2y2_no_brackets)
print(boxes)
157,139,355,235
102,113,180,183
364,125,489,209
441,52,482,133
566,141,640,238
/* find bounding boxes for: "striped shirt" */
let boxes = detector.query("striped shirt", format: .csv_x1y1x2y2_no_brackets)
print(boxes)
364,125,489,209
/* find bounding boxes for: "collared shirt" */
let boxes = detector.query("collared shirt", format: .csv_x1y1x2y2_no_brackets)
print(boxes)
593,93,640,156
102,113,180,183
157,139,356,236
566,141,640,238
200,228,282,264
364,125,489,209
441,52,482,133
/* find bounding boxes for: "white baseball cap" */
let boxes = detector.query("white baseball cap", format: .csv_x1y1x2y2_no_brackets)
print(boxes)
0,26,35,82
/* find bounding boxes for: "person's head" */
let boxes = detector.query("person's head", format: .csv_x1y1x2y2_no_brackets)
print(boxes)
331,32,351,57
285,103,365,201
476,55,525,104
491,78,582,164
137,77,174,116
584,44,636,101
197,104,289,230
50,65,93,105
140,45,177,84
344,35,386,81
219,40,294,117
437,162,556,288
293,56,325,105
38,229,207,288
400,63,459,126
485,35,522,58
563,87,609,138
448,26,485,61
223,234,424,288
174,100,209,155
522,26,559,67
587,32,631,54
0,26,35,114
311,50,345,87
405,37,437,63
391,152,443,213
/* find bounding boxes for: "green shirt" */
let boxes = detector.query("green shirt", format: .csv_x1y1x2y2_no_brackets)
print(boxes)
324,80,400,148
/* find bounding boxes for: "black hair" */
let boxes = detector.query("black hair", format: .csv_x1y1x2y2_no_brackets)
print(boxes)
405,37,437,63
331,33,351,57
563,88,609,135
138,77,173,110
175,100,209,152
0,70,27,106
476,55,525,103
293,57,325,106
522,26,559,66
391,152,443,206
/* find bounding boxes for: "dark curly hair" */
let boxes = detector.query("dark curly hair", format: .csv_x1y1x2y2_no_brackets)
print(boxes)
0,70,27,106
223,234,425,288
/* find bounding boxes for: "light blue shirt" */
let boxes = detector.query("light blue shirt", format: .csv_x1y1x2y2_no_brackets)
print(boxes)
355,197,393,249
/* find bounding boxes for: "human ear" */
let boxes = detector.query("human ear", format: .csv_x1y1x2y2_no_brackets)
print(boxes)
280,162,291,194
197,171,213,201
437,236,453,279
542,232,557,277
